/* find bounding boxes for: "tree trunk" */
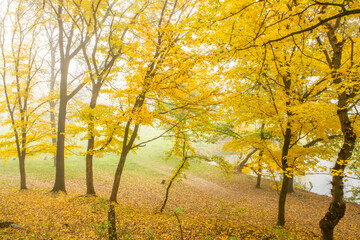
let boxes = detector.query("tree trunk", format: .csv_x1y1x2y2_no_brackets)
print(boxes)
255,150,263,189
160,155,188,212
19,125,27,190
287,177,294,193
277,174,289,226
50,103,57,167
52,3,71,193
277,74,292,226
109,121,140,202
319,91,355,239
235,148,258,172
109,93,144,202
48,32,58,167
108,204,117,240
19,154,27,190
256,170,262,189
85,84,101,195
52,93,67,193
109,149,130,202
86,135,96,195
318,20,356,240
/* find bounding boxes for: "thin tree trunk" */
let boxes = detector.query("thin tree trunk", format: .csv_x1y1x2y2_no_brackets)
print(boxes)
48,30,58,167
109,149,130,202
86,134,96,195
85,84,101,195
160,155,188,212
109,121,140,202
109,93,144,202
50,105,57,166
255,150,263,189
235,148,258,172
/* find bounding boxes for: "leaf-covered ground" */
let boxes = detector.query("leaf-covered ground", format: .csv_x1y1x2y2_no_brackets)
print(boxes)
1,162,359,240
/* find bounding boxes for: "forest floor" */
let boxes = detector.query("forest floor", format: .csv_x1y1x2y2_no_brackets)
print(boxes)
0,132,360,239
1,164,360,240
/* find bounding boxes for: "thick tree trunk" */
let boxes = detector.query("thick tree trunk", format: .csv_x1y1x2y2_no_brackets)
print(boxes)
277,74,292,226
319,20,356,240
277,174,289,226
287,177,294,193
277,128,292,227
52,95,67,193
108,204,117,240
19,155,27,190
256,170,262,189
319,92,355,239
51,4,68,193
319,175,346,240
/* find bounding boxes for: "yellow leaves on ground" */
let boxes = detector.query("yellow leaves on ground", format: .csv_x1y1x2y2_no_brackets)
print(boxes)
0,179,329,240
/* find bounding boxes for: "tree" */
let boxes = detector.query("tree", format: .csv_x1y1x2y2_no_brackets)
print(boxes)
108,0,222,202
44,20,60,167
160,119,192,213
0,0,51,190
78,1,147,195
198,0,359,229
47,0,113,193
317,17,360,240
214,32,341,227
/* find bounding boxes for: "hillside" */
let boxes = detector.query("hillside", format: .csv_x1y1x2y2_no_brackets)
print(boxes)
1,135,359,239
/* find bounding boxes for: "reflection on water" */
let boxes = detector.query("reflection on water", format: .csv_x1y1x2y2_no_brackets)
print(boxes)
297,160,360,203
220,155,360,204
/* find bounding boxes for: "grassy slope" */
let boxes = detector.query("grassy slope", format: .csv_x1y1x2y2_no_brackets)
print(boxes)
0,126,359,239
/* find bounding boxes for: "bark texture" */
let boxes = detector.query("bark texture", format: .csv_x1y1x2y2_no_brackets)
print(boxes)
319,18,357,240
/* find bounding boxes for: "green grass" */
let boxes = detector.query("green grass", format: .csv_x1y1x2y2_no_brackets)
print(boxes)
1,125,225,186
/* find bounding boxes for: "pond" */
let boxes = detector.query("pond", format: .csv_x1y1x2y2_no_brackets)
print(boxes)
220,155,360,204
297,159,360,204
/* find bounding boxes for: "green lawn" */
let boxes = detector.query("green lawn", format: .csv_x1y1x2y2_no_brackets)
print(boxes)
1,125,224,188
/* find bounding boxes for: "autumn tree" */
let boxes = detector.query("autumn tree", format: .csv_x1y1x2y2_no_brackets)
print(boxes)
159,116,193,213
244,1,360,236
44,20,60,166
0,0,52,189
316,17,360,240
71,1,150,195
197,0,359,229
107,0,223,202
46,0,114,193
